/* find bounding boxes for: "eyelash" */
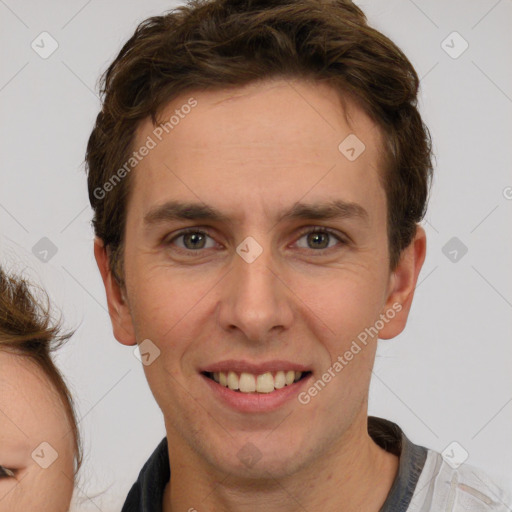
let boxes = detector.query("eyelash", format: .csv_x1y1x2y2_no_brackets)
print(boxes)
0,465,16,478
165,226,348,255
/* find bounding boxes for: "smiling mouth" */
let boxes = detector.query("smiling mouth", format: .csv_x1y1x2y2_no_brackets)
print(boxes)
202,370,311,394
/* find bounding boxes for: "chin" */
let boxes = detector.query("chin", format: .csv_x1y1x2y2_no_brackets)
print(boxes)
206,438,309,480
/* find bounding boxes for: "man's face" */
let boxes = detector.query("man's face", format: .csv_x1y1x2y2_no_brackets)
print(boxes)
101,78,421,478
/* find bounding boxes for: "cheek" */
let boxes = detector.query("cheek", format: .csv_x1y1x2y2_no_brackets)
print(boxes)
129,252,388,339
129,269,210,337
301,269,388,402
306,268,386,335
129,269,216,393
7,464,74,512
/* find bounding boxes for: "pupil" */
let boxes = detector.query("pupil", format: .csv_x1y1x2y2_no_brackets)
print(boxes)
309,232,328,249
185,232,205,249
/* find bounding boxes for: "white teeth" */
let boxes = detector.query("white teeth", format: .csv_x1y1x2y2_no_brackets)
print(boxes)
274,370,286,389
210,370,306,393
227,371,239,390
239,372,256,392
256,372,275,393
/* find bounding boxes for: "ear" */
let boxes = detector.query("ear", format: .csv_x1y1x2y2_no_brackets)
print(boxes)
93,237,137,346
379,225,427,340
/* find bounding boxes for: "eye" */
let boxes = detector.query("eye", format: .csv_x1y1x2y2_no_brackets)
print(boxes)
164,226,347,254
295,227,347,252
0,465,16,478
166,228,217,251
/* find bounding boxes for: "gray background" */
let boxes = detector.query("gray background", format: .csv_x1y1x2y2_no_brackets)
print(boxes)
1,0,511,509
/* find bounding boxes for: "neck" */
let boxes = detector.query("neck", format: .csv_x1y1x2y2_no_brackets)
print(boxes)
163,413,398,512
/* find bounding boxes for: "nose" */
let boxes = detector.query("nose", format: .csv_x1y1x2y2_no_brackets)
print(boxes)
216,242,294,344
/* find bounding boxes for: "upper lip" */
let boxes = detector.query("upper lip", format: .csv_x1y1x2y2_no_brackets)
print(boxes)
200,359,311,374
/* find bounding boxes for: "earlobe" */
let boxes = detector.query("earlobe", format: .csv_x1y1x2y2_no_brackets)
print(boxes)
379,226,427,340
93,237,137,346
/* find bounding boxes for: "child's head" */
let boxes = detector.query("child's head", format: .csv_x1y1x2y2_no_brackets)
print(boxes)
0,267,81,511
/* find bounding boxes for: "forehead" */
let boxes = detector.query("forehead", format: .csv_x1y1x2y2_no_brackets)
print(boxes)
0,352,71,456
129,78,386,220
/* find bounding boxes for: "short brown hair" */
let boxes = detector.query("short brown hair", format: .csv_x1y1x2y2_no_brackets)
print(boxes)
0,266,82,477
86,0,433,283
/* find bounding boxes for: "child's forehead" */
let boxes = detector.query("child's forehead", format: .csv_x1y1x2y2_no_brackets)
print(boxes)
0,352,68,428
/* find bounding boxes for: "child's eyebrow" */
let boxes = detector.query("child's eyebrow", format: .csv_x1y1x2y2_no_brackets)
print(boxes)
0,439,31,464
143,199,369,227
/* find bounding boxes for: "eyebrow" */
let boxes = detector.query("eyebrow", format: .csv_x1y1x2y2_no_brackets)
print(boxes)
0,440,31,460
143,199,369,227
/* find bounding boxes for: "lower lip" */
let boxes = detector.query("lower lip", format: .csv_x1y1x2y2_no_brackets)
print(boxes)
201,373,312,413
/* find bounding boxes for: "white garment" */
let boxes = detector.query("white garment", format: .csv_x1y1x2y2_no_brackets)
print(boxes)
409,450,512,511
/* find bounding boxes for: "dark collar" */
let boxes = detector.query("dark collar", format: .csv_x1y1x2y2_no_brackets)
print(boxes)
368,416,428,511
121,416,428,512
